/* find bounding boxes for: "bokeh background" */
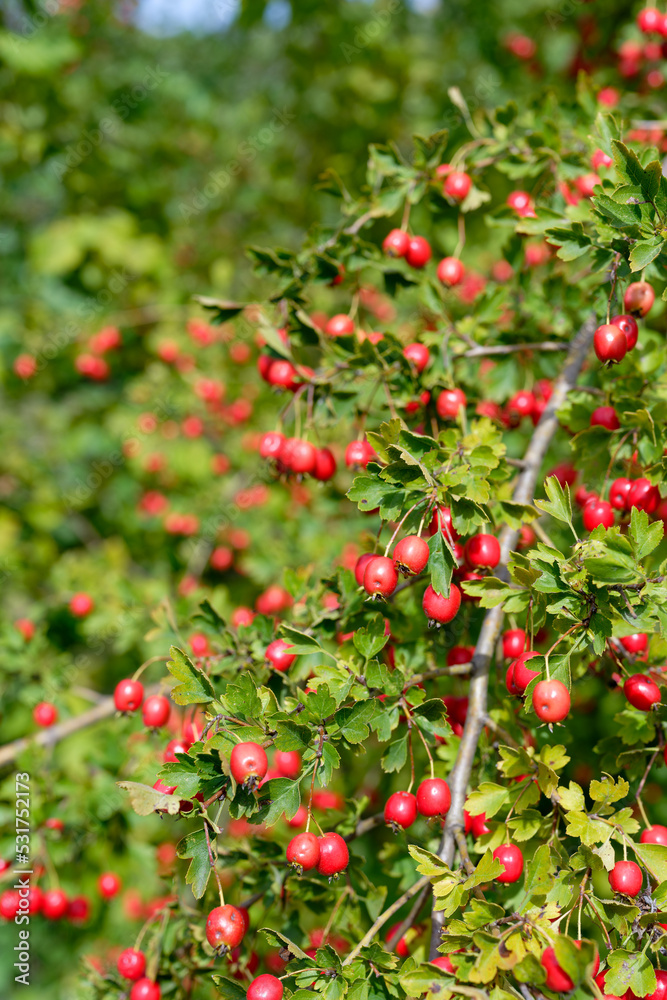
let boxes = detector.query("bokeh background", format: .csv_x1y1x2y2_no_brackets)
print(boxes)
0,0,661,997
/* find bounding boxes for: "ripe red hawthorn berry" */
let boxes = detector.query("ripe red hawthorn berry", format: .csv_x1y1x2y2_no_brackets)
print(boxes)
436,257,465,287
416,778,451,818
422,583,462,625
393,535,429,576
33,702,58,727
15,618,35,641
248,975,284,1000
206,904,246,951
43,888,69,920
67,895,90,923
620,632,648,654
582,499,615,531
532,679,570,722
575,485,597,508
266,360,297,390
638,6,663,32
610,476,633,510
385,922,415,957
98,872,121,899
316,832,349,877
354,552,375,586
288,439,317,475
624,281,655,317
265,639,296,672
230,742,268,787
142,695,171,729
363,556,398,597
447,645,473,665
590,406,620,430
541,947,573,992
624,674,661,711
404,236,432,268
502,629,527,659
118,949,147,981
593,323,627,364
345,438,375,468
383,228,410,258
325,314,355,337
506,651,540,695
313,447,337,481
274,750,301,779
444,171,472,201
641,825,667,845
259,431,285,460
114,679,144,713
403,342,430,372
431,955,455,974
609,859,643,896
464,533,501,569
385,791,418,829
211,545,234,572
610,313,639,350
163,736,192,763
470,812,490,838
130,979,161,1000
492,843,524,883
507,390,536,424
429,505,459,541
69,592,94,617
436,387,466,420
286,831,320,871
627,477,660,514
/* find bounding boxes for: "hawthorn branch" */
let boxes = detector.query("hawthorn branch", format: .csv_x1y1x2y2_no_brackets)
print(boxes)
341,873,431,966
461,341,567,359
0,683,165,769
386,882,430,950
428,313,597,958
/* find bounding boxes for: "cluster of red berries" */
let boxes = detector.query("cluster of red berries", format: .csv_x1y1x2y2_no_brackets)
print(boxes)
114,681,172,728
384,778,452,830
593,286,652,364
258,430,337,480
576,475,661,533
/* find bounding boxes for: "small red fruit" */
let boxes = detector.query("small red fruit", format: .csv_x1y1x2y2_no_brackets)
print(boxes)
532,679,570,722
620,633,648,654
385,791,418,829
541,947,573,992
383,229,410,258
507,651,540,695
393,535,429,576
43,888,69,920
142,695,171,729
641,825,667,845
265,639,296,672
431,955,455,973
114,679,144,713
447,645,473,665
15,618,35,641
259,431,285,460
325,314,355,337
33,702,58,727
230,742,268,786
286,832,320,871
610,477,633,510
130,979,161,1000
582,499,614,531
206,904,246,950
354,553,375,586
638,6,663,33
422,584,462,624
444,171,472,200
608,859,643,896
316,832,349,876
624,281,655,317
118,949,147,981
69,592,94,617
363,556,398,597
436,257,465,287
405,236,432,269
416,778,451,818
464,533,500,569
436,387,466,420
247,975,284,1000
98,872,121,899
610,313,639,350
345,439,375,468
403,342,430,372
593,323,627,364
624,674,661,711
274,750,301,779
503,630,526,659
590,406,620,430
313,448,337,481
627,478,660,514
492,844,524,883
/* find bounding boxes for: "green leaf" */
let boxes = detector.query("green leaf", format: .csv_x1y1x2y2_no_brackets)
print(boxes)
335,701,377,744
167,646,215,705
545,223,591,261
632,842,667,883
157,758,201,798
177,828,212,899
273,721,313,753
280,626,331,657
260,928,309,960
629,238,665,272
212,977,249,1000
353,618,389,660
629,506,664,560
258,777,301,826
524,843,553,898
535,476,574,532
428,530,454,595
224,672,263,719
382,734,408,772
303,685,337,721
465,782,509,819
605,949,656,999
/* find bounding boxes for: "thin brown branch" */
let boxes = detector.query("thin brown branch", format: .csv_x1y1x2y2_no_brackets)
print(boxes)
343,812,384,843
341,874,431,967
461,341,567,359
428,313,597,958
386,882,430,951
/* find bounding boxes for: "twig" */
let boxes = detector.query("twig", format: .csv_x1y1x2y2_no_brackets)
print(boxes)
461,342,567,359
386,882,430,950
428,313,598,958
343,812,384,843
341,874,431,966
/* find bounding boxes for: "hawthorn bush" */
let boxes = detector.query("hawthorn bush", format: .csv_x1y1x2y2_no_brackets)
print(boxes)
6,4,667,1000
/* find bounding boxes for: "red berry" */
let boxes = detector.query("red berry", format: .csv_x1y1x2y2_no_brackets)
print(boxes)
259,431,286,460
211,545,234,571
316,832,349,876
274,750,301,779
118,949,147,981
436,257,465,286
610,313,639,350
206,904,246,950
403,342,430,372
502,629,526,659
638,6,663,32
447,645,473,665
429,506,459,541
248,975,284,1000
385,790,418,828
114,679,144,713
265,639,296,672
0,890,20,920
43,888,68,920
582,499,614,531
620,632,648,653
492,844,524,883
230,742,268,786
325,314,355,337
624,281,655,317
590,406,620,430
142,695,171,729
363,556,398,597
69,592,94,617
15,618,35,641
610,477,633,510
163,737,192,763
286,831,321,871
313,448,337,481
624,674,661,711
436,388,466,420
354,553,375,586
431,955,455,973
444,171,472,200
98,872,121,899
67,895,89,923
130,979,161,1000
628,478,660,514
383,229,410,258
506,390,536,423
464,533,500,569
593,323,627,364
33,702,58,727
541,947,573,992
641,825,667,845
532,679,570,722
422,584,462,624
345,439,375,468
289,439,317,475
393,535,429,576
385,921,414,957
405,236,432,269
609,859,643,896
507,190,534,216
471,812,490,838
266,360,298,390
416,779,451,818
507,651,540,695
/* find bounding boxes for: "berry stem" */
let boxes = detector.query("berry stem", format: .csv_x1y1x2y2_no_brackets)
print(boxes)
382,499,427,557
306,726,325,833
416,727,435,780
203,816,225,906
132,654,170,682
